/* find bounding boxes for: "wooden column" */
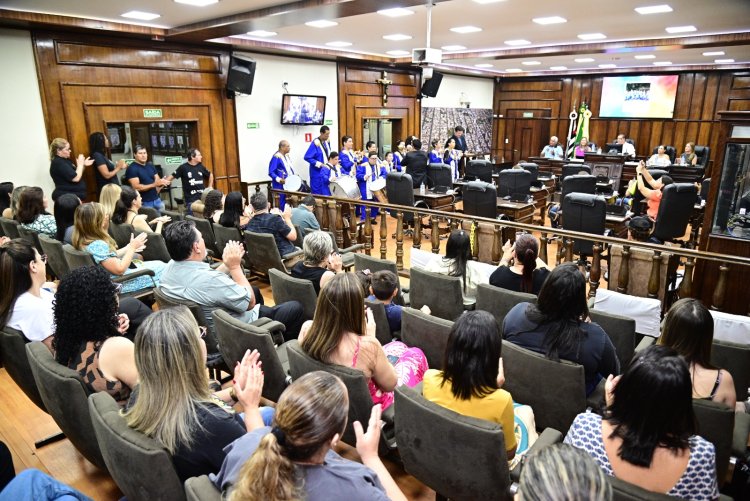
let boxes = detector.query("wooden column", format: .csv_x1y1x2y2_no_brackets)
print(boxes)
565,238,574,263
616,245,630,294
588,243,601,299
347,202,357,245
711,262,729,311
431,216,440,254
379,211,388,260
647,250,662,299
413,216,422,249
364,210,372,255
539,232,548,265
396,212,404,270
679,257,695,298
556,239,565,264
492,225,502,264
471,221,479,260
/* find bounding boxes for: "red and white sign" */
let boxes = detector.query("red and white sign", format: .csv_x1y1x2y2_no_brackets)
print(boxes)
304,133,312,142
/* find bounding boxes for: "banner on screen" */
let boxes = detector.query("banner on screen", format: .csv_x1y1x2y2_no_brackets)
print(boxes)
599,75,678,119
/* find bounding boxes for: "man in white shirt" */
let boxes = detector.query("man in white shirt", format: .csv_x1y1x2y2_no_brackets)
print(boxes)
617,134,636,157
540,136,564,159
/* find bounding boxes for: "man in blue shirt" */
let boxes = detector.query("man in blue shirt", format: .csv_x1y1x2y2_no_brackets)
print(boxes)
246,192,298,258
124,145,170,213
303,126,331,195
291,195,320,235
540,136,564,159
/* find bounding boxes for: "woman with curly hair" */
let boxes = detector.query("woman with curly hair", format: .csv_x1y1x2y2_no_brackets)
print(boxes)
202,189,224,223
53,265,138,405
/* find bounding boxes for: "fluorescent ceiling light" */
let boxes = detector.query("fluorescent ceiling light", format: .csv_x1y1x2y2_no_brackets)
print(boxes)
578,33,606,41
599,64,617,68
505,39,531,46
305,20,338,28
653,61,672,66
474,0,506,3
522,61,541,66
441,45,467,51
666,25,697,33
703,51,725,56
533,16,567,25
451,26,482,34
475,63,494,68
377,8,414,17
505,68,523,73
326,41,352,47
383,34,412,41
635,5,673,15
247,30,277,37
386,50,411,56
575,58,595,63
715,59,735,63
174,0,218,6
635,54,656,59
550,66,567,70
121,11,160,21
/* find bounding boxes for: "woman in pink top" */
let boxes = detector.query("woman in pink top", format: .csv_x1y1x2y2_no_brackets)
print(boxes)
636,161,673,220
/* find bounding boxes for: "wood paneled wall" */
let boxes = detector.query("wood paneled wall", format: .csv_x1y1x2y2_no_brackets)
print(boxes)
337,63,421,147
493,71,750,172
32,31,239,199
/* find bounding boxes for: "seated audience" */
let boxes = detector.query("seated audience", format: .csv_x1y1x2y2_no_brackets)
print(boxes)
518,444,612,501
218,191,251,230
17,187,56,238
290,195,321,234
502,263,619,395
574,137,592,159
246,192,298,257
565,345,718,500
299,273,428,410
53,266,138,405
73,202,165,294
111,185,171,234
425,229,488,306
423,310,517,460
291,230,342,295
541,136,563,159
212,371,408,501
681,142,699,166
99,183,121,219
0,239,56,348
658,298,736,410
160,220,303,340
53,193,81,244
124,307,266,482
201,189,224,223
2,185,26,220
489,233,550,295
367,270,429,335
647,145,672,167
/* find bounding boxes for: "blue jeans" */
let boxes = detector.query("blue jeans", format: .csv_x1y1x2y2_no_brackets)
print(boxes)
141,197,164,214
240,407,276,426
0,469,91,501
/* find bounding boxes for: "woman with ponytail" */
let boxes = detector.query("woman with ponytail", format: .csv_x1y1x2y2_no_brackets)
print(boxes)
489,233,550,295
214,371,407,501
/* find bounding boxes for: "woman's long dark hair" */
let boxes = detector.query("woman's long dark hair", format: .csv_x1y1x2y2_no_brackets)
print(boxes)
54,193,81,241
514,233,539,293
16,187,47,224
202,190,223,220
89,132,107,156
219,191,244,229
606,345,695,467
111,186,139,224
444,230,471,292
659,298,717,370
527,263,588,361
0,239,36,329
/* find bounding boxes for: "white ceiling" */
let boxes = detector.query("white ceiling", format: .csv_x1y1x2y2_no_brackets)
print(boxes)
1,0,749,76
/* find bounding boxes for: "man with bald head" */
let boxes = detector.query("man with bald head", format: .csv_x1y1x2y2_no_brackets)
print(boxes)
269,139,296,208
540,136,563,159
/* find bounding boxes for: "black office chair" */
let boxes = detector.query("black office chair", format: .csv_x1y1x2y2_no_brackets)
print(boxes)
562,174,596,199
652,146,676,164
694,145,710,168
496,169,531,201
561,193,606,258
561,164,591,182
518,162,539,185
386,171,428,229
651,183,698,245
465,159,493,183
427,163,453,190
462,181,497,219
700,178,711,202
631,169,669,217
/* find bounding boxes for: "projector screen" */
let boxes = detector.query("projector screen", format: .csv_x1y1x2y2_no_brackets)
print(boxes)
599,75,679,119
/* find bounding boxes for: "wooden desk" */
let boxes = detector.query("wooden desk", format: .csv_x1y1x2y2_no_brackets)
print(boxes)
605,213,631,238
529,186,552,225
496,199,535,241
414,189,455,212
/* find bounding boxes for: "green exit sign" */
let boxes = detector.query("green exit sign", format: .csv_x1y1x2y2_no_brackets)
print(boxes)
522,112,534,118
143,109,163,118
247,122,259,129
324,119,333,126
164,156,184,165
379,109,389,116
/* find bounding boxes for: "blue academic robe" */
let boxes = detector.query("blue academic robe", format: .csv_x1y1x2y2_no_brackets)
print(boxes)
429,150,442,164
393,151,404,172
269,152,295,207
444,149,461,180
339,149,357,176
304,137,331,195
355,162,388,219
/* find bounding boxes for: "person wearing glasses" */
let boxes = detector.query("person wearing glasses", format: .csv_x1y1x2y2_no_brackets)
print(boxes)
49,137,94,202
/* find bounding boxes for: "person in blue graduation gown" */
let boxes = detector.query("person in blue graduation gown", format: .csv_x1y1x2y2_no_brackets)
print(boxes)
393,140,406,172
339,135,359,176
303,126,331,195
356,152,387,221
269,140,297,208
317,151,341,196
429,138,443,164
444,137,462,180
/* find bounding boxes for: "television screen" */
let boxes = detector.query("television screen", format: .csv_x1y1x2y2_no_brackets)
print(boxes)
599,75,679,118
280,94,326,125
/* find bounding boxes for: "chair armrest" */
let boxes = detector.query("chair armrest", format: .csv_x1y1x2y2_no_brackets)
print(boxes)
250,319,286,335
635,335,656,353
509,427,563,482
112,268,156,287
380,404,398,450
732,411,750,457
339,243,365,253
282,249,304,261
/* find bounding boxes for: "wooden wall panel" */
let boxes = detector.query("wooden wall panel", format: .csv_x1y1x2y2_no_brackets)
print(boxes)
33,31,238,199
492,71,750,174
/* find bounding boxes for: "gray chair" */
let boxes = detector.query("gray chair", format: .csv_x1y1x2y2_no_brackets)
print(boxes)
89,392,186,501
138,206,160,222
409,267,465,321
711,339,750,402
476,283,536,329
400,307,453,370
268,268,317,321
589,310,637,367
502,341,586,433
353,253,408,305
38,233,71,279
293,224,304,250
212,224,241,257
184,476,221,501
162,208,184,222
136,231,171,263
365,300,394,345
0,327,46,412
285,340,395,452
62,244,157,298
109,221,135,249
186,215,219,257
0,216,20,238
17,226,43,254
692,399,734,483
212,309,289,402
26,341,106,469
243,231,303,276
394,384,512,501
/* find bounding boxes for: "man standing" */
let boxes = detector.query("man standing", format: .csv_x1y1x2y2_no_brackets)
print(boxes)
451,125,468,153
339,135,358,176
402,138,429,188
268,140,295,208
617,134,636,157
304,125,331,195
246,192,299,258
291,195,321,235
166,148,212,215
160,220,303,342
124,145,170,213
540,136,564,159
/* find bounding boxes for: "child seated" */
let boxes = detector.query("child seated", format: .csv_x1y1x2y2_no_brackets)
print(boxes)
367,270,429,335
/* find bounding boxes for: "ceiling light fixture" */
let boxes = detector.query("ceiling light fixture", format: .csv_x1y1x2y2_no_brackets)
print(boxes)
505,39,531,46
473,0,506,4
305,20,338,28
635,5,673,15
550,66,568,71
599,64,617,68
715,59,735,63
377,8,414,17
247,30,277,37
383,34,412,41
653,61,672,66
451,26,482,34
575,58,595,63
578,33,606,41
475,63,494,68
326,41,352,47
635,54,656,59
121,11,161,21
703,51,725,56
522,61,541,66
174,0,218,6
505,68,523,73
665,25,697,33
441,45,467,51
533,16,567,25
386,50,411,56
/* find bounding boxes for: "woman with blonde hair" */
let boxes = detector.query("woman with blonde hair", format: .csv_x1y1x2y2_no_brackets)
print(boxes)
681,142,699,166
99,183,121,219
73,202,164,294
49,137,93,201
299,272,428,410
214,371,407,501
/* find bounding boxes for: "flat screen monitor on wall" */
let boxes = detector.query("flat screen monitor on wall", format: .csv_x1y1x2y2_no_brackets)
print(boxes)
280,94,326,125
599,75,679,119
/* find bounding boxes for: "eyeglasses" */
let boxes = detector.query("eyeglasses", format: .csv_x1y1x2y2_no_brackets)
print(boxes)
39,254,48,264
198,326,207,339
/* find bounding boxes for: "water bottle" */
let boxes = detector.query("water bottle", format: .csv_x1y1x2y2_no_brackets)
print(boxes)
420,182,426,195
597,147,602,154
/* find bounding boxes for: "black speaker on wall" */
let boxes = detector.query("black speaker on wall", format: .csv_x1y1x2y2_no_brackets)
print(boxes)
420,71,444,98
226,54,257,97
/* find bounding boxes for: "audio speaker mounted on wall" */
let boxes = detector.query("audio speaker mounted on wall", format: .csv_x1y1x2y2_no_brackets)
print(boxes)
226,54,257,98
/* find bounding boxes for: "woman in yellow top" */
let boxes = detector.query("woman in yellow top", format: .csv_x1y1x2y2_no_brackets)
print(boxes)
422,310,517,460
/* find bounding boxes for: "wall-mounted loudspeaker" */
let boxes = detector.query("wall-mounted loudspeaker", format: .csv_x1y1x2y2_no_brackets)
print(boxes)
226,54,257,97
420,71,443,98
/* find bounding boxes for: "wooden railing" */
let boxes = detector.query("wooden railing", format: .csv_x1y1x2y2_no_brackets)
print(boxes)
268,187,750,315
